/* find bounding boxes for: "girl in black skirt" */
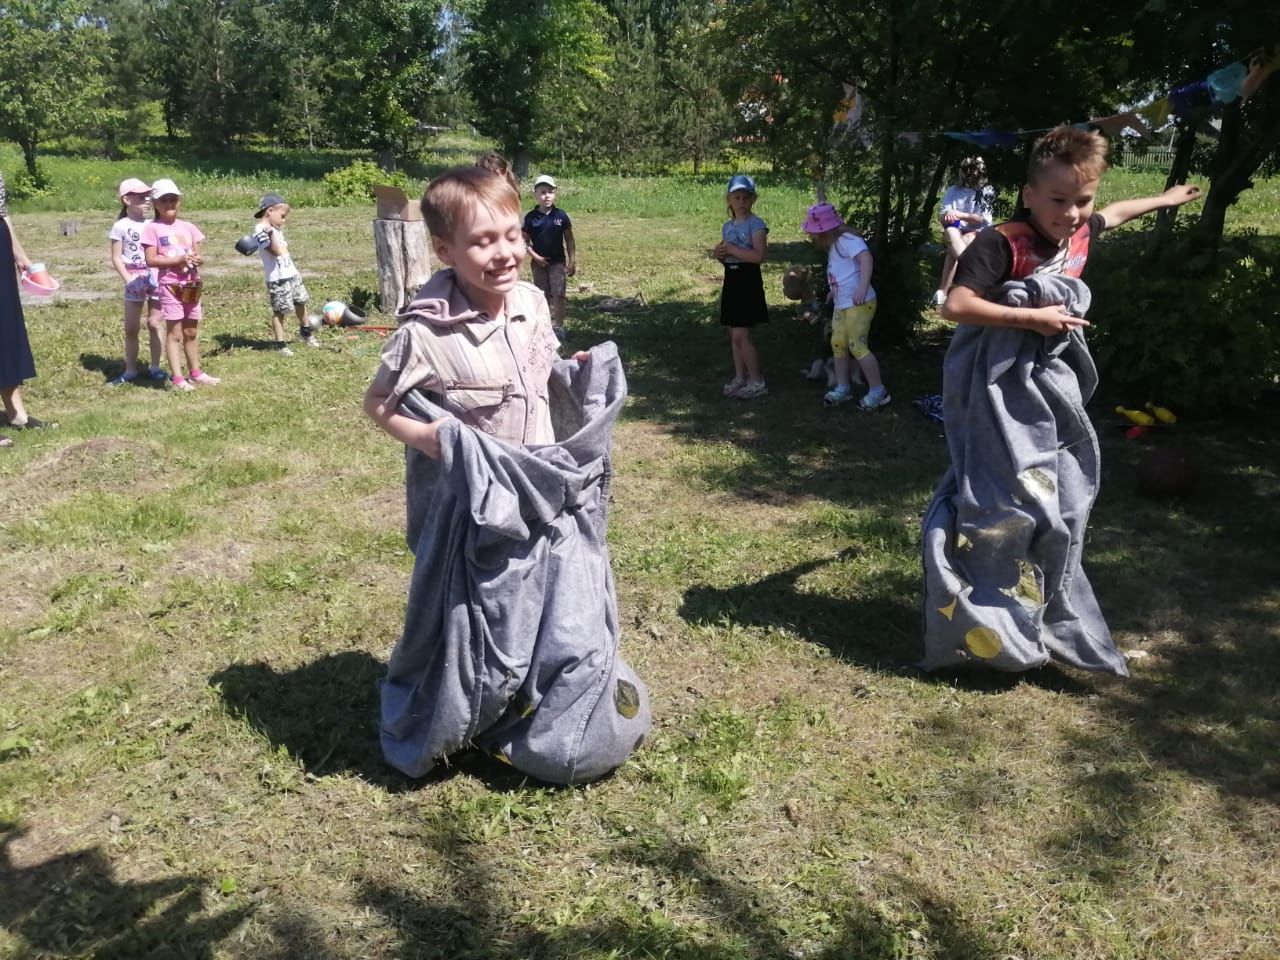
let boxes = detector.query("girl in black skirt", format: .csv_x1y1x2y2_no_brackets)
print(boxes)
0,171,55,448
715,174,769,399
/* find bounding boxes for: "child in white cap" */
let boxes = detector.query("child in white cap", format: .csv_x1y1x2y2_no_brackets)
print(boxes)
522,174,575,338
107,177,166,384
802,202,890,409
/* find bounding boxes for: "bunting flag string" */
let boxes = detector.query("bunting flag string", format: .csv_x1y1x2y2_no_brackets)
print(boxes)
858,47,1280,149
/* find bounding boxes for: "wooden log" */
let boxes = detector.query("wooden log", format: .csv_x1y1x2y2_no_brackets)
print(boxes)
373,218,432,315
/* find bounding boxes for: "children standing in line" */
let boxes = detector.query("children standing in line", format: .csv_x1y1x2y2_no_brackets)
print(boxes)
921,126,1201,676
251,192,313,354
522,174,575,338
802,203,890,409
107,178,166,385
932,156,996,306
715,174,768,398
141,178,219,392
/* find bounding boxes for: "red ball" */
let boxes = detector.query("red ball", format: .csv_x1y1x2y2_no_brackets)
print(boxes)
1136,447,1200,499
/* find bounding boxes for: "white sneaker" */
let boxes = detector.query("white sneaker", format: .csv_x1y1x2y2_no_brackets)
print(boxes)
735,380,768,399
191,372,221,386
860,387,891,410
171,379,196,392
723,377,746,396
278,345,295,357
932,290,946,307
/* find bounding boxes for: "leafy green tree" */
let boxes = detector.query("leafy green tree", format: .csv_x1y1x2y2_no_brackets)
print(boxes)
287,0,442,168
0,0,110,179
462,0,610,175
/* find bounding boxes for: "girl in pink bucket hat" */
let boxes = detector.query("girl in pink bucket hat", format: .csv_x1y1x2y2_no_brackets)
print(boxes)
803,203,890,409
107,178,167,385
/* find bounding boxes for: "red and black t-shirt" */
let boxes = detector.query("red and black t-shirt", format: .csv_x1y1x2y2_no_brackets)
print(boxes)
953,213,1106,296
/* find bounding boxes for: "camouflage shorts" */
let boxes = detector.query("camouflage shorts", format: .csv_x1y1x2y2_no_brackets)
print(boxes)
266,275,309,314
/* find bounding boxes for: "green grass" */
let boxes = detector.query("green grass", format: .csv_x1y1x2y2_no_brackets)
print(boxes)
1,148,1278,960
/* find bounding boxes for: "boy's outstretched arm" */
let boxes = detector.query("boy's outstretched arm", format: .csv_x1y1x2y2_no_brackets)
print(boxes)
1098,184,1201,230
363,379,450,459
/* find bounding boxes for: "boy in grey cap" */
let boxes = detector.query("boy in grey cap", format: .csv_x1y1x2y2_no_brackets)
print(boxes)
252,193,313,354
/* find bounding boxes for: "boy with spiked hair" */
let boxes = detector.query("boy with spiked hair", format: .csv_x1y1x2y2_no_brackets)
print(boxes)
922,126,1200,677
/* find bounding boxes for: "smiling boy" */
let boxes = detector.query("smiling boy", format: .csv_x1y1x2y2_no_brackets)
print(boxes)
922,126,1200,677
942,126,1200,331
363,166,567,460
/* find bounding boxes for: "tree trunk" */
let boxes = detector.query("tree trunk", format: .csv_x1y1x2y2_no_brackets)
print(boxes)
1197,85,1280,249
1146,121,1197,257
378,147,398,173
512,148,531,179
373,219,433,315
18,136,38,180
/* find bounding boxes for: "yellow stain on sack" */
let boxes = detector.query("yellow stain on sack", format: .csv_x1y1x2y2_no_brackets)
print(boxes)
964,627,1003,659
937,598,958,621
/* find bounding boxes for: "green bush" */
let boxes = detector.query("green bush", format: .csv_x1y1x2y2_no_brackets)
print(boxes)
1088,231,1280,411
321,160,414,205
3,165,53,201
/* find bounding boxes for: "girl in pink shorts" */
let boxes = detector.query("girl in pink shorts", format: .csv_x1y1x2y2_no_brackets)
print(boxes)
141,178,220,392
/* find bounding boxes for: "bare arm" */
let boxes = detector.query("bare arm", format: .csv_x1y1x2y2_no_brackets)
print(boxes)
1098,184,1201,230
362,378,450,459
941,284,1089,337
722,229,768,265
851,250,873,305
110,239,132,282
564,226,576,276
4,215,30,270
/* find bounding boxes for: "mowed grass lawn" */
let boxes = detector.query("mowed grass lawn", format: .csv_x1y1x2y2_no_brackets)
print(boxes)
1,161,1278,960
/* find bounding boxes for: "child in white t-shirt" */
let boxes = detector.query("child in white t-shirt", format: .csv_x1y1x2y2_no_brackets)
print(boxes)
932,156,995,306
802,203,890,410
252,193,312,354
107,178,165,384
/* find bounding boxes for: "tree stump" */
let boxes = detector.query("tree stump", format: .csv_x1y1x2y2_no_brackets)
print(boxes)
373,218,431,315
59,220,80,237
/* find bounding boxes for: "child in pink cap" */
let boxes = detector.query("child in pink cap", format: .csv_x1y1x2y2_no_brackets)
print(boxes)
107,178,166,384
802,203,890,409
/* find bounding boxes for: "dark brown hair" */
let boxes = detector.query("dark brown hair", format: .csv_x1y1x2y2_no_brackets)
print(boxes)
1027,125,1109,184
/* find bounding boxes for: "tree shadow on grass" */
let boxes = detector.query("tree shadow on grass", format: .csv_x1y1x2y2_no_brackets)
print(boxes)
678,550,920,671
345,811,1001,959
211,652,534,793
0,829,250,960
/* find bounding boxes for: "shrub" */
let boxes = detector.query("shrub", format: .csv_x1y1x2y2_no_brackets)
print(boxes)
1088,231,1280,411
3,165,53,201
322,160,413,205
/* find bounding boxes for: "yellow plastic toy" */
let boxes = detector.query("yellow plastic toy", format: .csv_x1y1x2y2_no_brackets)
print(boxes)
1116,405,1155,426
1145,402,1177,424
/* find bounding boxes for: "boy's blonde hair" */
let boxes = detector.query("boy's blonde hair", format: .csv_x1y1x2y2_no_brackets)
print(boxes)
422,166,521,239
1027,126,1109,184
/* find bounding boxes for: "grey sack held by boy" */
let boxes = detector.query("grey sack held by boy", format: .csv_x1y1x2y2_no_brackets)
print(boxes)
380,342,652,783
921,275,1128,676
